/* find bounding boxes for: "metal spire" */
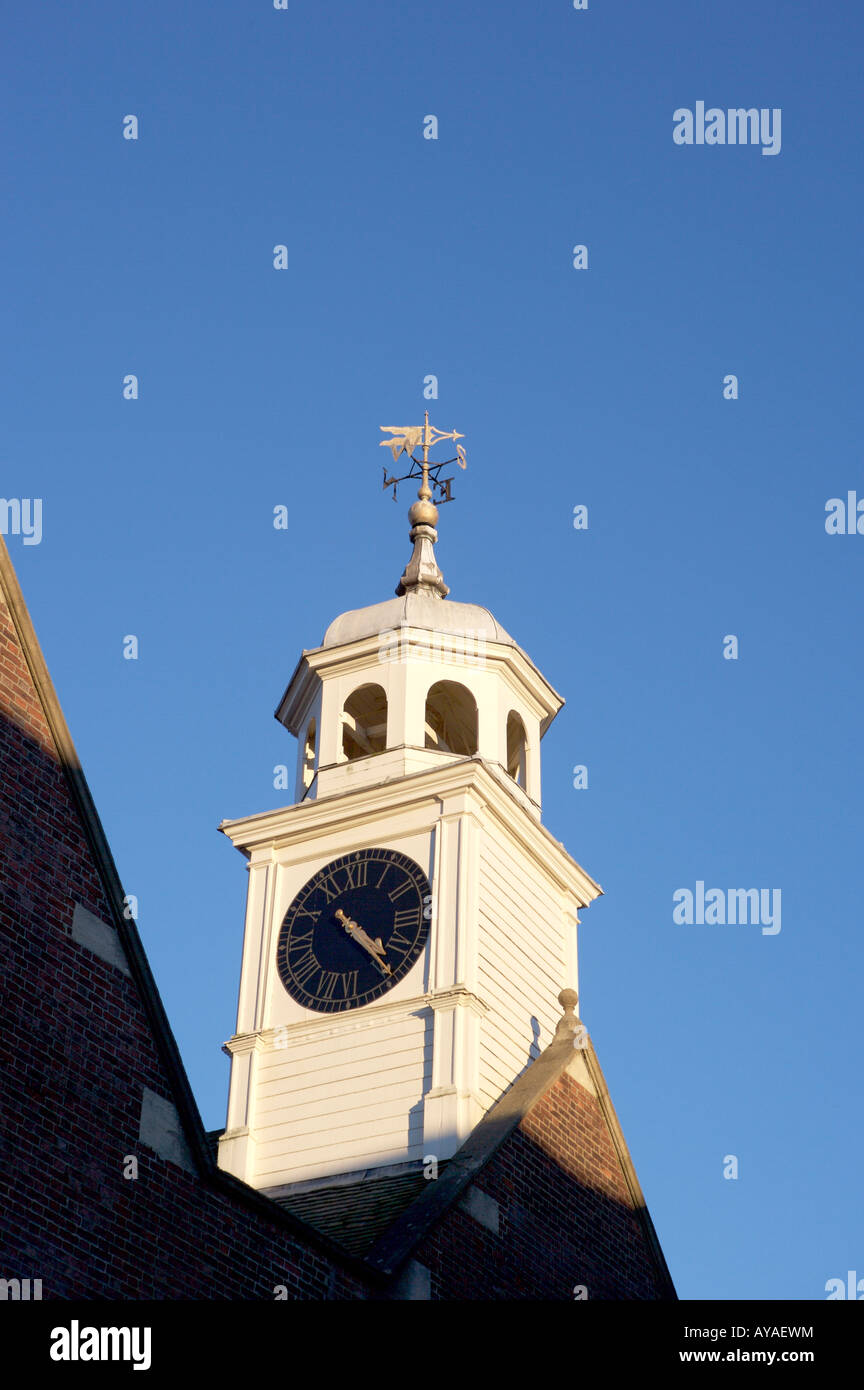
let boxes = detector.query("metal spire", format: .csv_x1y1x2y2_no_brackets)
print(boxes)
379,412,466,598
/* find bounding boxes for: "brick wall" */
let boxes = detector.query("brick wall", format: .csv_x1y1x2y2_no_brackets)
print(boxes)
0,582,371,1299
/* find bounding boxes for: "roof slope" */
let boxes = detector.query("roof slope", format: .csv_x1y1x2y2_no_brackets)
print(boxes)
275,1168,446,1256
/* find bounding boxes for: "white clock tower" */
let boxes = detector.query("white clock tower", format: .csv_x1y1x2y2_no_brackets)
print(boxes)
217,416,601,1198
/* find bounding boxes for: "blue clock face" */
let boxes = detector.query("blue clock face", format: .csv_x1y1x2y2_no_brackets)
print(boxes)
276,849,431,1013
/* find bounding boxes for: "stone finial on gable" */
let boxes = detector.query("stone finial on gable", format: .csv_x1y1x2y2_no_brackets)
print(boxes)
554,987,580,1040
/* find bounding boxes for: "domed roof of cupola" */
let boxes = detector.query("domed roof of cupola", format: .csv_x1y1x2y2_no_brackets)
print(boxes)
322,590,514,650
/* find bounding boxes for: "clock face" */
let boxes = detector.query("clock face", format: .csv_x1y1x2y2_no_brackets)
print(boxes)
276,848,432,1014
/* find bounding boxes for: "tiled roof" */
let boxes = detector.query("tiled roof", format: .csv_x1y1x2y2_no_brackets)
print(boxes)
272,1165,449,1256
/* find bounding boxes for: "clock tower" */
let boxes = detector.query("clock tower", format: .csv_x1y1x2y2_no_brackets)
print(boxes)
217,416,601,1198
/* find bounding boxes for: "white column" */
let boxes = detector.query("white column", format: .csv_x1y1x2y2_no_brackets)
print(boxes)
235,862,271,1035
218,1034,263,1182
422,991,486,1158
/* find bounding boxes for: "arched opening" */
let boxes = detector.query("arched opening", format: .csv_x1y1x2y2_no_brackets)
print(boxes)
506,711,527,788
341,684,388,761
424,681,478,756
302,718,317,790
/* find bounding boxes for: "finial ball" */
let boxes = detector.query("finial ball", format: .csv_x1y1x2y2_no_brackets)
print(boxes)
409,498,439,528
558,988,579,1013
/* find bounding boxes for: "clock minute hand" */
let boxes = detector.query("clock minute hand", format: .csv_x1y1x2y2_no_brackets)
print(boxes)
334,909,392,976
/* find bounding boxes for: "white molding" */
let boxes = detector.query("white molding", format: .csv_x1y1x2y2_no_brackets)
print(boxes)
220,757,601,906
426,986,488,1017
277,630,563,734
225,985,489,1056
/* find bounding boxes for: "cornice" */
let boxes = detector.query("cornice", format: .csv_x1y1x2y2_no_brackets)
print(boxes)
276,629,564,734
426,986,489,1017
225,984,490,1054
219,757,602,907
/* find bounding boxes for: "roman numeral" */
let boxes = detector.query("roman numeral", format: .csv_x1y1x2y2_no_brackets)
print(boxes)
292,903,318,922
340,971,359,999
289,926,315,950
291,951,319,989
317,972,340,1002
342,860,367,890
393,907,419,931
347,856,369,889
390,907,420,951
318,876,340,903
375,864,390,890
388,878,413,902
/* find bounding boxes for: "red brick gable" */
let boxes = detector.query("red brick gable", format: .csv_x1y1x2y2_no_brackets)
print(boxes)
368,1055,674,1300
414,1070,670,1300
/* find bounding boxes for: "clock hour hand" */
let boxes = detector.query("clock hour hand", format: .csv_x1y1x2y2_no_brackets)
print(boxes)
334,908,392,976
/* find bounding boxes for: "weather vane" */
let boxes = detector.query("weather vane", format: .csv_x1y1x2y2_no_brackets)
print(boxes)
378,412,466,600
380,412,466,507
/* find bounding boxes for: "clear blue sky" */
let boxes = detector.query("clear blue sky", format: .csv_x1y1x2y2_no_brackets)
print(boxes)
3,1,862,1301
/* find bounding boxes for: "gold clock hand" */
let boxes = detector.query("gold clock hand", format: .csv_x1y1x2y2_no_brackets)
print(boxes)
334,908,392,976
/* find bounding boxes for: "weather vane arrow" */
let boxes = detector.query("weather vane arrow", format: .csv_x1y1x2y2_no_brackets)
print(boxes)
377,411,467,599
380,419,466,470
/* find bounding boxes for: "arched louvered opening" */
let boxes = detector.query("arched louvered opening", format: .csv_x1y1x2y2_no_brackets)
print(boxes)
341,684,388,761
302,718,317,790
424,681,478,757
506,711,528,788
